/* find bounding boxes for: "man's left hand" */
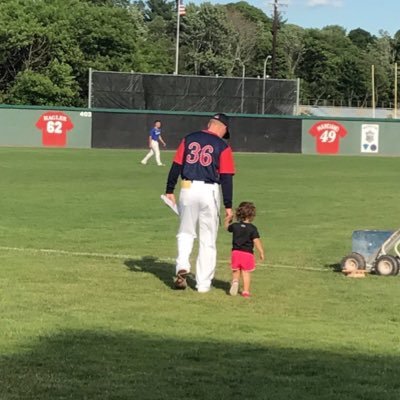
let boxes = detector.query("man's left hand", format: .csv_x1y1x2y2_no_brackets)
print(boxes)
225,208,233,221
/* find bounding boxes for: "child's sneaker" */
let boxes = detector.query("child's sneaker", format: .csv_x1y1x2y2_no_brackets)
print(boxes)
229,280,239,296
241,291,251,298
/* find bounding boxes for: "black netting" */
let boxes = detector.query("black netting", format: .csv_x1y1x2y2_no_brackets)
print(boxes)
92,72,297,115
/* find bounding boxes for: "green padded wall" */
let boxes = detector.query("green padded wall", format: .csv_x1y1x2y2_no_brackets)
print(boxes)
302,118,400,156
0,108,92,148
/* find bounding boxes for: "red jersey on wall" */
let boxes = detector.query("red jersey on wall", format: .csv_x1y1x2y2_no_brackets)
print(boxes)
35,111,74,147
308,121,347,154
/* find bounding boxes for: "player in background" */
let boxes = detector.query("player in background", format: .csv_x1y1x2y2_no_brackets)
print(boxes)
225,201,264,298
165,113,235,293
141,120,166,166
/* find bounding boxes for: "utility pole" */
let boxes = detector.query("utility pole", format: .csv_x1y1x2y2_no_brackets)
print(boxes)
270,0,287,78
271,0,279,78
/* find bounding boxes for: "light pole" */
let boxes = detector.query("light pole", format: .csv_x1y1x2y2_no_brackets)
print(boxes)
235,58,245,113
174,0,187,75
262,55,272,114
174,3,181,75
371,64,375,118
395,63,398,119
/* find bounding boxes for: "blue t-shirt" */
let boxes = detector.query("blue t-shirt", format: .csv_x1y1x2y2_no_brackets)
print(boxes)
150,128,161,141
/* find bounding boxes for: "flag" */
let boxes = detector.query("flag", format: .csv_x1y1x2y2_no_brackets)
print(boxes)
178,0,186,16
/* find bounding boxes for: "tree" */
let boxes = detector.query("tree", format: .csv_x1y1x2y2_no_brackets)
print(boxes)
278,24,305,79
366,32,395,106
0,0,151,105
143,0,175,22
180,3,235,76
140,15,174,73
298,29,340,103
298,26,369,105
392,30,400,62
7,61,79,106
80,0,131,6
225,2,273,77
226,8,260,69
0,0,398,107
336,55,369,106
226,1,271,26
0,0,51,97
348,28,375,49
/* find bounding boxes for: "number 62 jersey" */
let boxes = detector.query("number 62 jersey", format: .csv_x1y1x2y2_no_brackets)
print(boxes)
173,129,235,183
35,111,74,147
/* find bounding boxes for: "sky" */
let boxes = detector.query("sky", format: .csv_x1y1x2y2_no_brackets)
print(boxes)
202,0,400,37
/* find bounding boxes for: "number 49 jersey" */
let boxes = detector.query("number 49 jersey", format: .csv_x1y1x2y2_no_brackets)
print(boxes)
173,130,235,183
309,121,347,154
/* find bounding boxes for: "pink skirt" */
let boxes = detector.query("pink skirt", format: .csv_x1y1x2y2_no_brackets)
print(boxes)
231,250,255,272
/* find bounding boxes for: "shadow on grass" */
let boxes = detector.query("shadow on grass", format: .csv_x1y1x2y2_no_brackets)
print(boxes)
324,263,342,272
124,256,174,288
1,330,400,400
124,256,230,293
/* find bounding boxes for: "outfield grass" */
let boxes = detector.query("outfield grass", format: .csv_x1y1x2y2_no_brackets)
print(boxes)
1,148,400,399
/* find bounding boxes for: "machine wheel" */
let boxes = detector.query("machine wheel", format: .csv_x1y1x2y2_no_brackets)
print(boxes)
340,252,366,272
375,255,399,276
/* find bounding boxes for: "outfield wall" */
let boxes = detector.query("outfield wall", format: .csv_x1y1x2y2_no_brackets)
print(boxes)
302,117,400,156
0,106,92,148
92,111,301,153
2,105,400,156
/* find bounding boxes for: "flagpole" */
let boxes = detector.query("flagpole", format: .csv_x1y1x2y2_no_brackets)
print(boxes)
174,0,180,75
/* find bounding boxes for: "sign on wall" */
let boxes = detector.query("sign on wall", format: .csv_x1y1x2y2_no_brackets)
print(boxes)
35,111,74,147
0,108,91,148
361,124,379,153
308,120,348,154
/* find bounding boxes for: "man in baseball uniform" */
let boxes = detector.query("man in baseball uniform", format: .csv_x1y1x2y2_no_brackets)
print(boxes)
141,120,166,166
165,113,235,292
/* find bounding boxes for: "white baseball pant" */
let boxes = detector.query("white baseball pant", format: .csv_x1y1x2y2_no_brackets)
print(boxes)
141,140,162,165
176,181,220,291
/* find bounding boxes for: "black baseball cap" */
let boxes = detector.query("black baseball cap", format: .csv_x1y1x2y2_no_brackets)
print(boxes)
211,113,230,139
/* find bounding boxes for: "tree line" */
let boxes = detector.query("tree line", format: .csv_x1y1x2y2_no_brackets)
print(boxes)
1,0,399,108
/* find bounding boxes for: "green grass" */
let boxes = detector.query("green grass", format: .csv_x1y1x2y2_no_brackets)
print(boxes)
1,148,400,399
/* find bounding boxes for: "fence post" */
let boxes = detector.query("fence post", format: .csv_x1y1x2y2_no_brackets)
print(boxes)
295,78,300,115
88,67,93,109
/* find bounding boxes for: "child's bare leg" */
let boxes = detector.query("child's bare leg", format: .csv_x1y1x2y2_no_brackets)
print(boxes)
242,271,252,293
229,270,240,296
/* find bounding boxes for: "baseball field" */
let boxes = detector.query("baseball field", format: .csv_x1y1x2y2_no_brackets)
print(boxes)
1,147,400,399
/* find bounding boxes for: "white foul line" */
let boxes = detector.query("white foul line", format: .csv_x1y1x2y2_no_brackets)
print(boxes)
0,245,328,272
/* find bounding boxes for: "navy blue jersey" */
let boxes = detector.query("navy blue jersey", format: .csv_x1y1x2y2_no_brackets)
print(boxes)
173,130,235,183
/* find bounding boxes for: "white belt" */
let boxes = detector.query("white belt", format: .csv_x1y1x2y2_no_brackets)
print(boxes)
191,180,218,185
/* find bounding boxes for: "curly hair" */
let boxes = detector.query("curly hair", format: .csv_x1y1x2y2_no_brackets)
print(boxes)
235,201,256,222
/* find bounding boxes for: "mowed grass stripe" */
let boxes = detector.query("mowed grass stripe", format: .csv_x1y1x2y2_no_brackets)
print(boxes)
0,245,328,271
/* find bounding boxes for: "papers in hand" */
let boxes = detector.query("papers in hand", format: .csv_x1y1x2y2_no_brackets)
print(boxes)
161,194,179,215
